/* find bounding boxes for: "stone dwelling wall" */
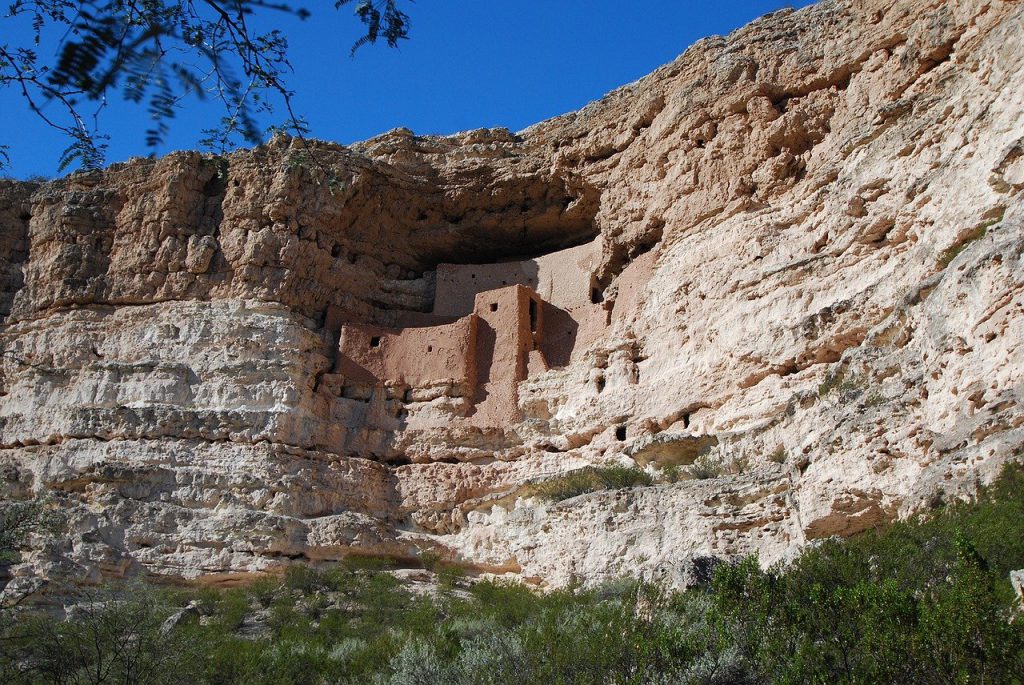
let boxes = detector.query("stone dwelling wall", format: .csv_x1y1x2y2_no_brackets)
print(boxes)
336,283,548,429
470,285,544,426
435,240,607,367
434,239,600,317
434,262,540,317
337,316,478,393
531,241,601,311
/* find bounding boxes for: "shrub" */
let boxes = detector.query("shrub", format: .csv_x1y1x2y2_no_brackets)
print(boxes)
5,467,1024,685
8,583,202,685
817,367,864,397
708,462,1024,683
660,463,682,483
726,453,750,475
529,466,653,502
937,212,1002,269
284,564,324,594
688,455,724,480
864,390,885,407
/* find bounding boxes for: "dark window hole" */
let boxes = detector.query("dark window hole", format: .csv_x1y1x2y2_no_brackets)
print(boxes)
490,303,498,312
370,336,381,348
427,345,433,352
591,287,604,304
528,299,538,332
683,413,691,429
615,426,627,441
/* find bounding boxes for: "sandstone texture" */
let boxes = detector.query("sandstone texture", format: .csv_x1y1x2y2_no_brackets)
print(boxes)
2,0,1024,590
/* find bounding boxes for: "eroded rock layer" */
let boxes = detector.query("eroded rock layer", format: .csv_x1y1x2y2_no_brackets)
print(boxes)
2,0,1024,588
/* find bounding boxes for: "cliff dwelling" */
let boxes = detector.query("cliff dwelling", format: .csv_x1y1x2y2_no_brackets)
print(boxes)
2,0,1022,607
329,238,653,438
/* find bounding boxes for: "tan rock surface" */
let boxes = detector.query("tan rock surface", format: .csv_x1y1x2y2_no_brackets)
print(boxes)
1,0,1023,589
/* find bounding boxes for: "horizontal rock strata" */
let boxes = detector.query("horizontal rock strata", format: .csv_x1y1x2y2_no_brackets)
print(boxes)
1,0,1023,589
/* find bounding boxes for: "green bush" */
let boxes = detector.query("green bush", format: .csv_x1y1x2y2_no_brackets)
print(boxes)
708,463,1024,683
4,584,202,685
937,212,1001,269
687,455,724,480
528,465,654,502
4,464,1023,684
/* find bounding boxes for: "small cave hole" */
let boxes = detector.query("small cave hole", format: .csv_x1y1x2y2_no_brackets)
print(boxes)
370,336,381,348
490,303,498,312
331,244,343,258
591,287,604,304
615,425,627,441
683,412,691,429
471,273,476,279
427,345,433,352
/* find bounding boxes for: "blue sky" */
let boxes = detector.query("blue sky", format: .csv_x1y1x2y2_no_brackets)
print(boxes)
0,1,816,179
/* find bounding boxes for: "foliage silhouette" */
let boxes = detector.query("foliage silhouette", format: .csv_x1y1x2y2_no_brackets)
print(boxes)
0,0,413,171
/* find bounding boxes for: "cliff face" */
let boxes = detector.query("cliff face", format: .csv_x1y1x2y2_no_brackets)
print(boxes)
2,0,1023,589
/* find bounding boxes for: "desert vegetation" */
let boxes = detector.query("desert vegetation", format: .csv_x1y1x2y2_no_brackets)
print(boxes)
1,464,1022,684
526,466,655,502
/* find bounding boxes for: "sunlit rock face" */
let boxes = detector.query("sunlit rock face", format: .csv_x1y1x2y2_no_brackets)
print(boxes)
1,0,1023,589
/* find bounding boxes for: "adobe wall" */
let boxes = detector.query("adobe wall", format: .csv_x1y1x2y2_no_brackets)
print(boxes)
337,316,477,393
532,240,601,312
469,285,543,427
434,239,601,317
434,240,608,369
434,262,539,317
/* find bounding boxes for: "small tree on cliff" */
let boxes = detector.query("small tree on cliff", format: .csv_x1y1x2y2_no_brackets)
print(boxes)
0,0,413,171
0,498,55,617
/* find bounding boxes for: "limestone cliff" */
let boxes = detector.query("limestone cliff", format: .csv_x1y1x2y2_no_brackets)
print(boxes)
1,0,1023,589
